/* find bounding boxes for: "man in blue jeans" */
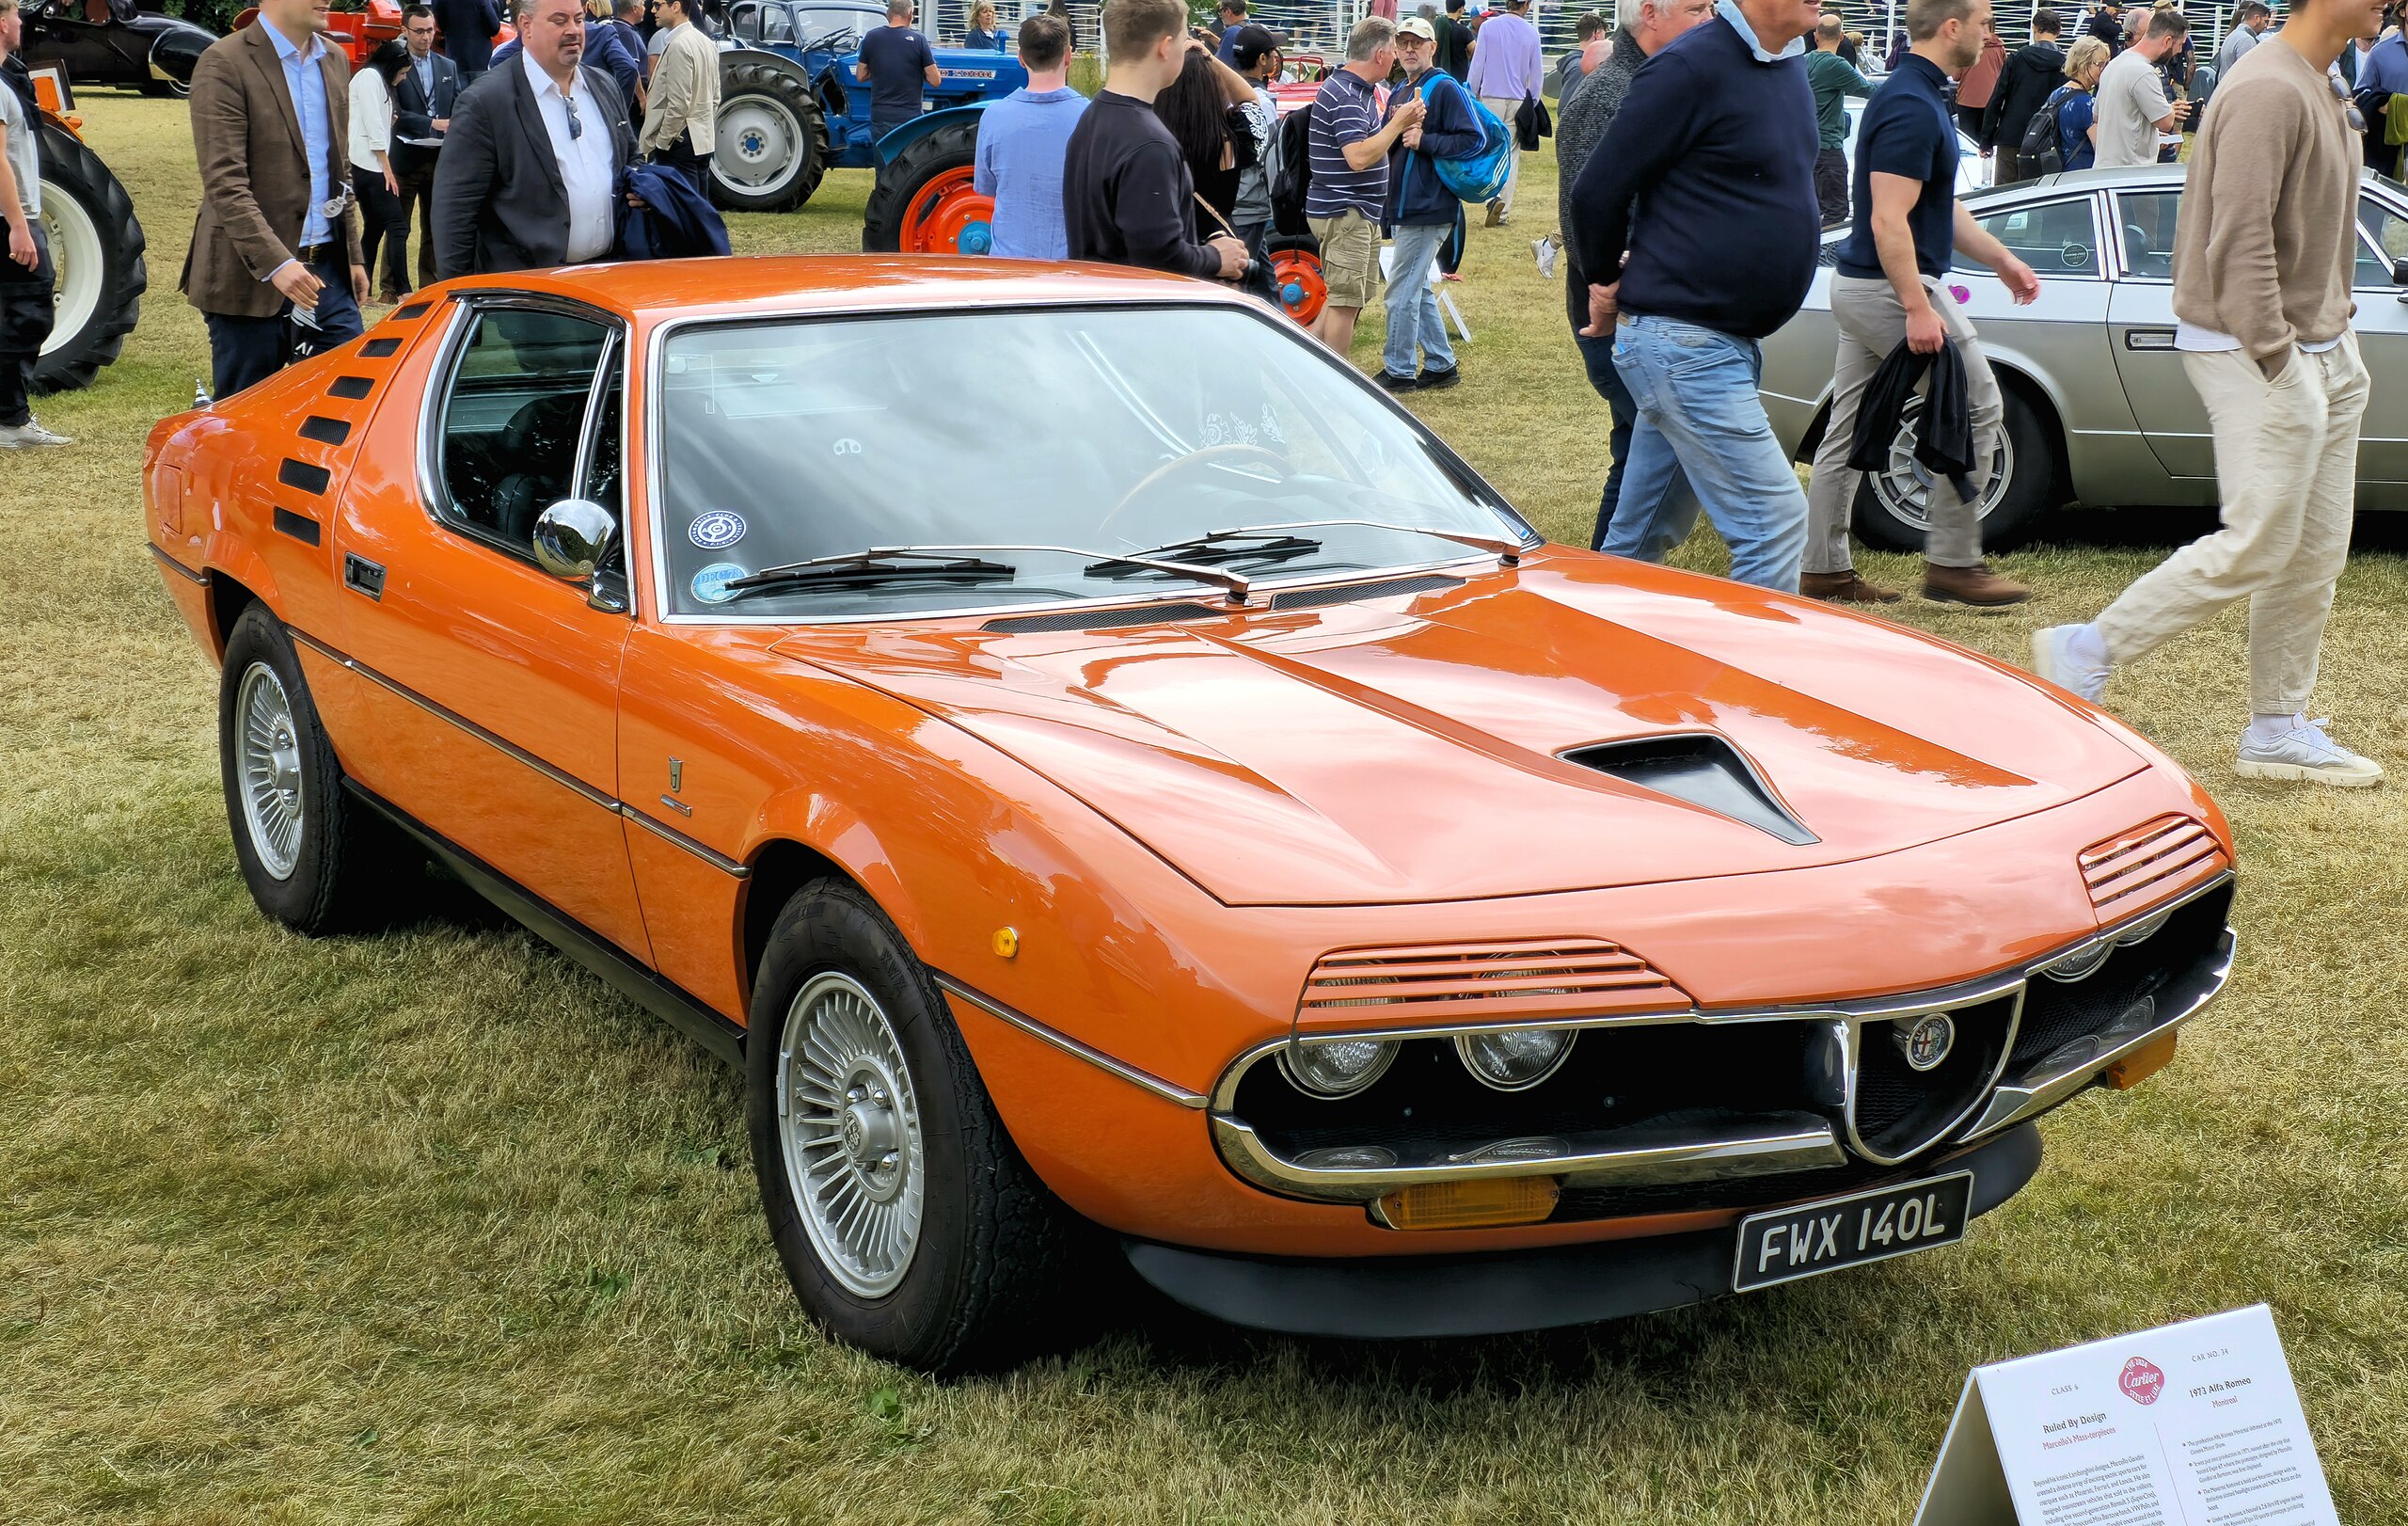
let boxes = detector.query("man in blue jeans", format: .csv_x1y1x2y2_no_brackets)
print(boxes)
1377,16,1481,390
1567,0,1824,591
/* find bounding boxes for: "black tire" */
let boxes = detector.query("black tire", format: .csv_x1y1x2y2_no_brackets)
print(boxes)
217,603,412,935
1851,384,2061,553
861,119,980,253
710,56,828,213
33,121,147,395
745,879,1075,1373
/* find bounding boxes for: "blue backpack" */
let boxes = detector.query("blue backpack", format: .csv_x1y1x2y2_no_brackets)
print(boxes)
1418,74,1513,204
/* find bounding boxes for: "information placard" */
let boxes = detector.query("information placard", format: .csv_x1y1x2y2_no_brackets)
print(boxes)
1914,1304,2339,1526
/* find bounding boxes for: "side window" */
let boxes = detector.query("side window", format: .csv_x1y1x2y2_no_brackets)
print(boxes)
760,4,795,43
1956,198,2100,278
2355,197,2408,287
728,1,758,41
2113,190,2180,279
436,308,613,556
582,364,623,518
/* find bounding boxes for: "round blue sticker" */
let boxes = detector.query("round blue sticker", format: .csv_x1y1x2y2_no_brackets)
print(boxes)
690,562,748,605
689,510,747,549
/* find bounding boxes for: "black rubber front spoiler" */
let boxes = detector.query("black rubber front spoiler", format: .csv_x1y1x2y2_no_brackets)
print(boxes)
1122,1123,2043,1340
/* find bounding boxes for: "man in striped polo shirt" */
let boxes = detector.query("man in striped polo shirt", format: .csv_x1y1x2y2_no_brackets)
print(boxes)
1307,15,1423,360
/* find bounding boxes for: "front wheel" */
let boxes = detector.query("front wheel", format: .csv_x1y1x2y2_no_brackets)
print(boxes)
1851,385,2061,552
711,57,828,213
861,119,991,254
745,880,1072,1372
34,121,147,394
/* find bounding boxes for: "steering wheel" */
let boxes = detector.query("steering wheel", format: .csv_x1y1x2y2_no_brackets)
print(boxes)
1099,444,1295,541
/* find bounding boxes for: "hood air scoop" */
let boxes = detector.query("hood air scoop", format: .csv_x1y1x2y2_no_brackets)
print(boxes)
1563,735,1819,847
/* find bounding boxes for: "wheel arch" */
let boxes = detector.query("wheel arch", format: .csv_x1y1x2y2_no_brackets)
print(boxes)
739,835,867,1007
873,103,987,165
205,564,274,664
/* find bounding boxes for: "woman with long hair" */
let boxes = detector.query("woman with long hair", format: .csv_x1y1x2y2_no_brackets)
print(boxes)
347,39,412,304
2056,36,2110,171
1152,44,1259,238
965,2,1006,49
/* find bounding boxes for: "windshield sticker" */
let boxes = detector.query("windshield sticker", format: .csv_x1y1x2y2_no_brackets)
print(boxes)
691,562,748,604
689,510,747,549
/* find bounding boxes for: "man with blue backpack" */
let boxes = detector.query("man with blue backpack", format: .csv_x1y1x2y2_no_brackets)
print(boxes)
1377,16,1488,390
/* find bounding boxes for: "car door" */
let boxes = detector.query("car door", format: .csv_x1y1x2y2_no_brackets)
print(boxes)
330,295,654,965
2102,184,2214,480
2347,189,2408,486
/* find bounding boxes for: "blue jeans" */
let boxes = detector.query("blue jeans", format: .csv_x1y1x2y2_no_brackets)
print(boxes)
1575,326,1691,553
1603,315,1809,592
203,248,364,400
1382,220,1455,380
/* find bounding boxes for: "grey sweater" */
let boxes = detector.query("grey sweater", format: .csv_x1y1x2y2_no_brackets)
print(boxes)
1556,28,1645,331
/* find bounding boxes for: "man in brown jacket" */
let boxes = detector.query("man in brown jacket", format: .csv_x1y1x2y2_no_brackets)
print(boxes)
182,0,368,399
2034,0,2384,787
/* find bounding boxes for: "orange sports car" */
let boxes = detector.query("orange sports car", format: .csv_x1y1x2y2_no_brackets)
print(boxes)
146,259,2237,1372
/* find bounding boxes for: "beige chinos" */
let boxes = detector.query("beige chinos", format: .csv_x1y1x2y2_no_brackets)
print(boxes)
1804,274,1998,574
2094,337,2368,716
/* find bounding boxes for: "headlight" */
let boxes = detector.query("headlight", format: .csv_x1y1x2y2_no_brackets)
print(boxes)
2114,907,2175,946
2040,939,2114,983
1454,1026,1576,1090
1278,1037,1397,1098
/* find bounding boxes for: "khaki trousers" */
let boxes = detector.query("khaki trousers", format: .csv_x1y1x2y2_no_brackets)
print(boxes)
1804,275,2001,573
2096,337,2369,715
1480,96,1524,214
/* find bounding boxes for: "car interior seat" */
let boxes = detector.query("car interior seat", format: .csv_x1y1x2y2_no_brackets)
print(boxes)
489,391,594,547
2123,222,2173,279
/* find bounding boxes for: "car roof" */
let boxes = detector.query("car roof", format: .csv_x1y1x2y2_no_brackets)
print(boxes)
432,257,1244,325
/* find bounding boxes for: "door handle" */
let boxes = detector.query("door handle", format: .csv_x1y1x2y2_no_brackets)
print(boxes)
2123,329,2178,351
343,553,387,601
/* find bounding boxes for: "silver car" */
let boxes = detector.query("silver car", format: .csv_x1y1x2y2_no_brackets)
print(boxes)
1761,163,2408,548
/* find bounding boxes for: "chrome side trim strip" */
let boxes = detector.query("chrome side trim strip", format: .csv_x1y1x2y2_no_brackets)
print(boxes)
150,543,211,584
1212,1112,1847,1204
621,804,752,879
933,973,1209,1110
287,625,750,880
1960,928,2237,1140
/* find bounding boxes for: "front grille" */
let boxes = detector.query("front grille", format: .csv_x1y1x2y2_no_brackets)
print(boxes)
1300,938,1687,1024
2014,879,2231,1071
1851,995,2016,1159
2082,815,2226,914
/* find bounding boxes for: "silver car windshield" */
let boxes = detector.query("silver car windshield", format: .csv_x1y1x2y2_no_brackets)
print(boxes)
652,306,1529,619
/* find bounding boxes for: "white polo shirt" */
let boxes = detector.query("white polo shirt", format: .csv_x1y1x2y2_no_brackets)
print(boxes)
520,50,616,263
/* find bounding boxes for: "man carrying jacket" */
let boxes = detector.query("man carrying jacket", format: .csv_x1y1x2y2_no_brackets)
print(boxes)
1377,16,1481,391
1803,0,2039,607
1983,7,2065,182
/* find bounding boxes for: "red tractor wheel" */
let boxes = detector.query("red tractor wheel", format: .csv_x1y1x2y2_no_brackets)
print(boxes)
1270,247,1325,326
900,167,996,256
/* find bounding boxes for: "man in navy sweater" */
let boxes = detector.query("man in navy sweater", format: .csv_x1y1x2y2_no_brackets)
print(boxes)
1567,0,1823,592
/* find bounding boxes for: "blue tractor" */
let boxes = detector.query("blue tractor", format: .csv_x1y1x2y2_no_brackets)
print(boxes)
710,0,1026,251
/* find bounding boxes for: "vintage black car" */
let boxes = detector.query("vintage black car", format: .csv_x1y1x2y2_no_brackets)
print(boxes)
20,0,214,96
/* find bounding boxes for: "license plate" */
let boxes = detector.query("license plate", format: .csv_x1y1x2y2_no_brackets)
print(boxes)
1732,1170,1973,1292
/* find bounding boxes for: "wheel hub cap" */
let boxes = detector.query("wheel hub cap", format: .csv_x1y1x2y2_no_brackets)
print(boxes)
776,972,926,1297
235,661,305,882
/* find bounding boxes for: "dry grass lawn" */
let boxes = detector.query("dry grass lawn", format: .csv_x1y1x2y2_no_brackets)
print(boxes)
2,94,2404,1524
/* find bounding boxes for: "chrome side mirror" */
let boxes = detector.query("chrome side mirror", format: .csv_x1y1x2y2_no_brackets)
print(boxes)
532,498,618,581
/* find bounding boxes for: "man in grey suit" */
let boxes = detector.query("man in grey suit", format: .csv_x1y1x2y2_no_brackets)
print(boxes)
431,0,633,278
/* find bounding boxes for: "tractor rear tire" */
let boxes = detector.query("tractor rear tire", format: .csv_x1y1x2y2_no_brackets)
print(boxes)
862,119,981,253
34,121,147,395
712,57,828,214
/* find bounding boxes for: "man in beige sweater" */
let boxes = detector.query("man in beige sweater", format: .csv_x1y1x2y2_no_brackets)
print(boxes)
637,0,718,194
2033,0,2383,787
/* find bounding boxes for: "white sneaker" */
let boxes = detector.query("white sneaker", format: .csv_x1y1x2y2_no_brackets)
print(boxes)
1531,237,1558,278
2030,625,2109,704
2234,719,2384,787
0,420,72,448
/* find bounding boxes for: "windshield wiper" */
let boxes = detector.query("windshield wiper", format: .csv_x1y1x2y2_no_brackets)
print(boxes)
1123,519,1527,569
729,544,1260,605
1088,529,1325,577
724,548,1019,600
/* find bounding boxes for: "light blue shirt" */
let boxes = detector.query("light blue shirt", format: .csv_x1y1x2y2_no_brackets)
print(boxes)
973,86,1086,260
261,16,336,249
1717,0,1805,63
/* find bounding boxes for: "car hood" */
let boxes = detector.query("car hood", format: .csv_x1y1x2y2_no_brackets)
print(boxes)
768,555,2146,906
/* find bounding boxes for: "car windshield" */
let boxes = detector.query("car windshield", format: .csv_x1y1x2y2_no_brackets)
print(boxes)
652,306,1529,619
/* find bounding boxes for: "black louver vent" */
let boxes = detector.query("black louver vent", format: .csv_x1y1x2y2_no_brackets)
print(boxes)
1563,734,1818,846
1271,574,1462,611
982,602,1223,634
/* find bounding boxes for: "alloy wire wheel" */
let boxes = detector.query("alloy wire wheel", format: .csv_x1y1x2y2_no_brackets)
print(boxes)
1850,386,2058,552
1865,390,2014,532
234,660,305,882
777,971,927,1297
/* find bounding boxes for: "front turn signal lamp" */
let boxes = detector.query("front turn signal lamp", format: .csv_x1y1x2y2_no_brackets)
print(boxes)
1372,1176,1560,1231
2106,1032,2178,1090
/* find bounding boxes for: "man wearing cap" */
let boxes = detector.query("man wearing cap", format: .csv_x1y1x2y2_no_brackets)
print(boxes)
1465,0,1542,224
1379,15,1483,389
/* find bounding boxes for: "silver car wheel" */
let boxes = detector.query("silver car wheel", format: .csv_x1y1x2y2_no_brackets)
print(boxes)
776,971,927,1298
234,660,305,882
1867,393,2014,531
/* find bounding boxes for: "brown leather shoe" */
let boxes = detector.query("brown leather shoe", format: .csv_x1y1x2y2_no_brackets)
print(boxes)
1801,569,1901,604
1922,561,2031,607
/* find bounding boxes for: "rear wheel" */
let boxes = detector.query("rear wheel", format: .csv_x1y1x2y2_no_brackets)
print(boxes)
745,879,1074,1372
1268,246,1325,326
711,57,828,213
34,121,146,394
1851,384,2060,552
862,119,990,253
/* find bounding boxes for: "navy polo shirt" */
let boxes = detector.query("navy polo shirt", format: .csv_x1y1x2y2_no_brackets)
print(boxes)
1835,54,1957,279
